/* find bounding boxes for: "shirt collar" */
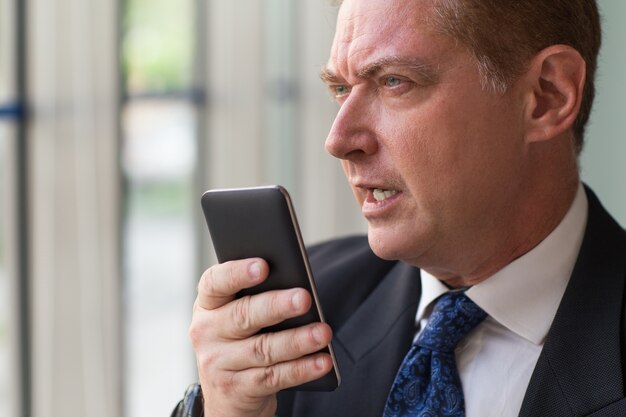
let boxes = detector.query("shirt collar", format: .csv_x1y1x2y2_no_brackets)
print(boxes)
417,183,588,345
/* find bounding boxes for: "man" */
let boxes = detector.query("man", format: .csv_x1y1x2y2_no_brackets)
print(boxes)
173,0,626,416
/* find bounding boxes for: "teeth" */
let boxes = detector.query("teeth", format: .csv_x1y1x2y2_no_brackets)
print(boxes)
372,189,398,202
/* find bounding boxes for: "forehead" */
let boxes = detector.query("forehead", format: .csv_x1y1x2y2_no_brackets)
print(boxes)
329,0,439,72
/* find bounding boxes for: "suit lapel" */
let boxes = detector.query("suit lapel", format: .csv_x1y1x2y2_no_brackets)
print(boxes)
519,189,626,416
288,261,421,417
335,261,421,362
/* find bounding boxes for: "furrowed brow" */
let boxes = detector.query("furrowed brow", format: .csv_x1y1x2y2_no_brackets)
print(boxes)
357,56,438,84
320,57,439,86
319,66,342,84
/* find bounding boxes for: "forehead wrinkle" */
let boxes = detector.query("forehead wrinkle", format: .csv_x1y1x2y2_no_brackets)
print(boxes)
320,41,377,83
328,1,440,85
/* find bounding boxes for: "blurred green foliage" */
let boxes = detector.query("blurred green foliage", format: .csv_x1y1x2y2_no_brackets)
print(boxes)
127,181,192,217
122,0,194,93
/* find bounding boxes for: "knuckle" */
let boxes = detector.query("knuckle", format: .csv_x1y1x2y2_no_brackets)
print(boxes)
188,318,216,350
188,309,221,347
197,350,220,372
290,360,308,382
227,262,239,287
232,296,253,333
260,365,281,390
218,375,237,396
188,322,203,346
209,372,237,397
252,333,274,365
256,360,310,391
267,291,287,320
287,329,305,354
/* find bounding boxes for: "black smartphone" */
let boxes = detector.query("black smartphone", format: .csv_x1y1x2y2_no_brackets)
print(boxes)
200,185,340,391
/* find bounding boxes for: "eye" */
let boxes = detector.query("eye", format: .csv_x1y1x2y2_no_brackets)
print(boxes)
333,85,350,97
384,76,403,87
379,75,414,97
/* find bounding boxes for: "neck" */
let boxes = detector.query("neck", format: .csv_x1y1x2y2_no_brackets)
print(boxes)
427,143,580,288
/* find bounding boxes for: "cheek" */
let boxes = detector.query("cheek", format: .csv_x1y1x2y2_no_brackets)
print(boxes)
383,106,491,212
384,111,448,188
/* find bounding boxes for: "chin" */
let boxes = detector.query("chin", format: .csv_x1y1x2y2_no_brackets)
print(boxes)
366,223,434,266
367,230,411,261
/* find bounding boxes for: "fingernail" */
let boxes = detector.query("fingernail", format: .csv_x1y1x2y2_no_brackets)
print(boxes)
312,326,323,345
249,262,261,282
315,356,327,370
291,291,303,311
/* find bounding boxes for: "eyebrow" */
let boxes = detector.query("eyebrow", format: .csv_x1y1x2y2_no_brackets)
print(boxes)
320,56,439,85
319,66,342,84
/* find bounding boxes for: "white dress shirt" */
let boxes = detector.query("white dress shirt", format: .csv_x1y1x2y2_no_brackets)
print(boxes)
416,183,588,417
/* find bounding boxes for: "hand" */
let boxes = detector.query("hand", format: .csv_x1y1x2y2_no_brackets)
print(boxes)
189,258,334,417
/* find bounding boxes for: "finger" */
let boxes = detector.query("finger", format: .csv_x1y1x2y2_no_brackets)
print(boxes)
227,288,312,339
236,352,334,396
224,322,333,369
195,258,269,311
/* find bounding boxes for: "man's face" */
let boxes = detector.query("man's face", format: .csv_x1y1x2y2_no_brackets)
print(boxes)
323,0,530,277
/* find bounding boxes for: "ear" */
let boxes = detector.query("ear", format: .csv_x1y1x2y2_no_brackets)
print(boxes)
522,45,586,144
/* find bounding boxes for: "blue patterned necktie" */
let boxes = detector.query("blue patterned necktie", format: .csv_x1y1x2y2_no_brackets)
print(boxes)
383,291,487,417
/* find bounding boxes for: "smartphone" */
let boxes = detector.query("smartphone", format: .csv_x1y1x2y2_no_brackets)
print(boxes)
200,185,340,391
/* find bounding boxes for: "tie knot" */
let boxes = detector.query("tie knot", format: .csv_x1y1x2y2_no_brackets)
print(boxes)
416,291,487,353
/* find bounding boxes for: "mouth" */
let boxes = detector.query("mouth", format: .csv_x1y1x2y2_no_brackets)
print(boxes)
372,188,399,202
351,180,402,206
355,183,402,218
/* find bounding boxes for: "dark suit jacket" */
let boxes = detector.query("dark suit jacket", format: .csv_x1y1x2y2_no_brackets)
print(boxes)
172,188,626,416
277,188,626,417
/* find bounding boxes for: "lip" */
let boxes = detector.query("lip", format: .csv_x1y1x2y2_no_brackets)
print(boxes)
354,184,403,217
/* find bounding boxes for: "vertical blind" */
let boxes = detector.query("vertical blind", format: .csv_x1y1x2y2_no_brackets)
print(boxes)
27,0,121,416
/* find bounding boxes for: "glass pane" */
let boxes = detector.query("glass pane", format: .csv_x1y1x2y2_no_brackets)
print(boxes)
121,0,198,415
263,0,297,192
122,100,197,417
122,0,194,94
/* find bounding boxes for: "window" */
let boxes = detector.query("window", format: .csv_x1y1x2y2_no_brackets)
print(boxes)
121,0,200,415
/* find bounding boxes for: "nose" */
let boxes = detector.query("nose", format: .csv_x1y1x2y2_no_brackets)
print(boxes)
325,94,378,160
